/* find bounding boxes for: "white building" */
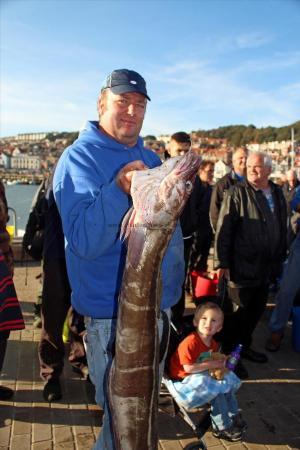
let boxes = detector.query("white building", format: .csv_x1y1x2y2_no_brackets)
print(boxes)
247,140,292,154
214,160,231,182
10,154,41,170
16,132,47,142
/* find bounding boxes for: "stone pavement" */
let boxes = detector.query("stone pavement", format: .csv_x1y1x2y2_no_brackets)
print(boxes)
0,263,300,450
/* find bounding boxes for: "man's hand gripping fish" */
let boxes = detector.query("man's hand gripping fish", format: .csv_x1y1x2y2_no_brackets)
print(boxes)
108,150,201,450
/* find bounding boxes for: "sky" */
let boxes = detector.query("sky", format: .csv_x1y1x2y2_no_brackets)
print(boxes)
1,0,300,138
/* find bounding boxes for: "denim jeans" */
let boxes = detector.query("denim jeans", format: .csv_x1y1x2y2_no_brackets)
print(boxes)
85,310,170,450
210,391,239,431
269,234,300,333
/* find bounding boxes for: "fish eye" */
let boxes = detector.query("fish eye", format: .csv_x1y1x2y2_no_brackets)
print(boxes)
185,180,193,192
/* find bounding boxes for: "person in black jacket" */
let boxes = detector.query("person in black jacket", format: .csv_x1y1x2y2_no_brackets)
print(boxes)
38,170,88,402
189,160,215,273
169,132,199,327
210,147,247,233
214,151,287,379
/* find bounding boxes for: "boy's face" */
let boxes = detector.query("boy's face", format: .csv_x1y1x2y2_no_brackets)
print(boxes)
168,140,190,157
195,308,223,339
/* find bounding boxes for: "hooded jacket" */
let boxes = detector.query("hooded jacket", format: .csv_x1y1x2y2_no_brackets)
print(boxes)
53,121,184,318
291,186,300,212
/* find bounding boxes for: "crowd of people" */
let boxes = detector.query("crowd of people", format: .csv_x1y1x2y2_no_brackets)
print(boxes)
1,68,300,448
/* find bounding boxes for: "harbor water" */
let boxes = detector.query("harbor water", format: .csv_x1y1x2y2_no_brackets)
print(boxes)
5,184,40,236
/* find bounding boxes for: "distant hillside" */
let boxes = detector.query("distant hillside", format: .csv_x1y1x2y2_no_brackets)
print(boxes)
45,121,300,148
192,121,300,147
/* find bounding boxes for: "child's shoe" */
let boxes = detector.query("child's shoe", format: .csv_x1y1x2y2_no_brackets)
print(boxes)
233,413,248,432
212,424,242,442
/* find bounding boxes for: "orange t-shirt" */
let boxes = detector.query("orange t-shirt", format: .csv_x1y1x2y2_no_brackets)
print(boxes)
169,331,219,380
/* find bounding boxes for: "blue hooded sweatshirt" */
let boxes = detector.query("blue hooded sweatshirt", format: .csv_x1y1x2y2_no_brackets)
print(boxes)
53,121,184,318
291,186,300,212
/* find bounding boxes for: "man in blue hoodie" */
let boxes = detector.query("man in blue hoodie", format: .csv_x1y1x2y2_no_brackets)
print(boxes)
53,69,184,450
266,185,300,352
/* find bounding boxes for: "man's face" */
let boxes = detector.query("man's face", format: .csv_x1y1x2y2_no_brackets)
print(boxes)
232,149,247,176
168,140,190,157
153,143,165,156
99,90,147,147
247,154,271,188
199,164,214,183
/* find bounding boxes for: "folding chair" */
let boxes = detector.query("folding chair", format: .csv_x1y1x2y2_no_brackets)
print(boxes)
159,318,210,450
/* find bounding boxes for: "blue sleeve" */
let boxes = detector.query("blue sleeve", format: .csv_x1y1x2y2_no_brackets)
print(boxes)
291,186,300,212
161,223,185,309
53,150,130,260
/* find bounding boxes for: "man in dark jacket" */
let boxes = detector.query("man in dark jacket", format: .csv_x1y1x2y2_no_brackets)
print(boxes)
214,151,287,379
210,147,247,232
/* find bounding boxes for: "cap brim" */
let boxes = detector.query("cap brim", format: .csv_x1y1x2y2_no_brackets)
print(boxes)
110,84,151,101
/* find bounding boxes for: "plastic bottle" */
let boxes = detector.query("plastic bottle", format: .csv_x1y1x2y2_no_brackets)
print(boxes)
226,344,243,371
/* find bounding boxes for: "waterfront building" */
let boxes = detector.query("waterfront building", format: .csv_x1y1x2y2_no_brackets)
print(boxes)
247,140,293,154
2,153,41,170
16,132,48,142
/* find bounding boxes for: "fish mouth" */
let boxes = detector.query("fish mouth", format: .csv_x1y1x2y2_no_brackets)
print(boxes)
174,150,201,179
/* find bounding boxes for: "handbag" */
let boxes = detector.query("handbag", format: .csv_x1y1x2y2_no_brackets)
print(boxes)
190,270,218,300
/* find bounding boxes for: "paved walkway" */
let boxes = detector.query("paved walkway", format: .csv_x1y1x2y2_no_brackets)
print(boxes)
1,263,300,449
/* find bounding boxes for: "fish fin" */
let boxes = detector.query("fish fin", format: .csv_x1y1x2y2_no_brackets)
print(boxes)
127,228,146,269
120,207,136,242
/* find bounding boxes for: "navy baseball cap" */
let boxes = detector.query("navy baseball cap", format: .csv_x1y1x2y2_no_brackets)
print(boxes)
101,69,151,101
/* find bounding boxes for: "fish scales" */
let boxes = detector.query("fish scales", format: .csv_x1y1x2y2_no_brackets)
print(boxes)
108,151,201,450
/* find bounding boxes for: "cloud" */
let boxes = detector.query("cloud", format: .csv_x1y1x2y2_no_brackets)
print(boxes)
143,57,300,133
235,31,274,49
0,78,97,135
234,51,300,73
1,47,299,137
206,30,274,56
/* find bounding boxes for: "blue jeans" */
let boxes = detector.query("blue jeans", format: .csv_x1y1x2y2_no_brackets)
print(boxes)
211,391,239,431
85,311,170,450
269,234,300,334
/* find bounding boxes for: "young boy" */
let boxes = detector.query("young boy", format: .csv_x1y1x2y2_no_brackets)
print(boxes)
169,301,246,442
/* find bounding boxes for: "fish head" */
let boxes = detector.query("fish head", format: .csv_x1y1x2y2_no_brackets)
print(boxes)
130,150,201,229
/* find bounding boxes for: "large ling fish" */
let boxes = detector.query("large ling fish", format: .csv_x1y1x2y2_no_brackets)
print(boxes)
108,150,201,450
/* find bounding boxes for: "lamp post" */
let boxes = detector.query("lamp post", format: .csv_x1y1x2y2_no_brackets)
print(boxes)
291,127,295,169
